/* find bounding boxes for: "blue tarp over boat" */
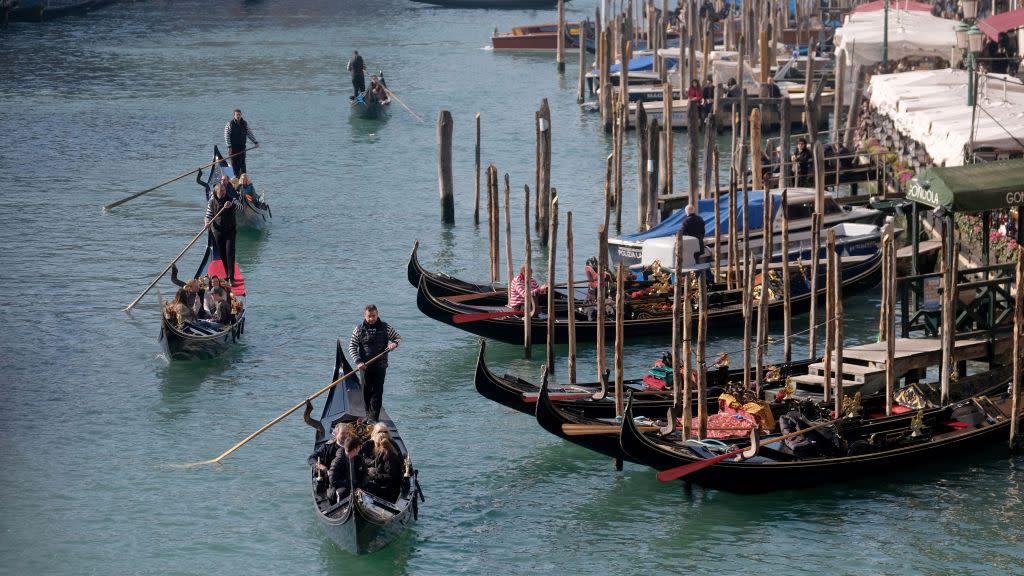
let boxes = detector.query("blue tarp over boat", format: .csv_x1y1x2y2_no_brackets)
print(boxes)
618,191,781,241
609,55,678,73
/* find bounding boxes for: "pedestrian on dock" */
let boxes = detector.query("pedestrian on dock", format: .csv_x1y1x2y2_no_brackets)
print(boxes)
347,50,366,99
765,77,782,99
791,137,813,186
224,109,258,177
348,304,401,422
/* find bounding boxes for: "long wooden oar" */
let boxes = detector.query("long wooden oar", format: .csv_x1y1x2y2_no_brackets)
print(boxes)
123,204,229,312
452,310,523,324
102,146,257,212
381,86,424,123
656,417,841,482
177,349,390,468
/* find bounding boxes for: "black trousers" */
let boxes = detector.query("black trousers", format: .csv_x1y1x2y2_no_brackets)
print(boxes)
211,227,237,283
229,151,247,177
352,74,365,97
361,365,386,421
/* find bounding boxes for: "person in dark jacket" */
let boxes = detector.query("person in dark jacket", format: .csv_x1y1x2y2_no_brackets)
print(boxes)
348,304,401,421
206,286,232,326
361,423,404,503
347,50,366,99
224,109,258,176
308,423,349,496
680,204,707,260
791,137,813,185
170,263,207,318
205,183,237,287
327,436,366,503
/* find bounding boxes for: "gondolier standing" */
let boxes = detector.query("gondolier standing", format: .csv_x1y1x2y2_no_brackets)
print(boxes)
224,109,258,176
348,304,400,422
347,50,366,99
205,183,237,287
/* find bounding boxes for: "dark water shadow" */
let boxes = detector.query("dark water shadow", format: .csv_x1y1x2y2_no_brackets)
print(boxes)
155,349,243,421
318,523,416,576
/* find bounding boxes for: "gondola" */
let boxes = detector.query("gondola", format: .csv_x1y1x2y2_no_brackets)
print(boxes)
159,240,246,361
416,247,883,345
308,340,422,555
408,241,506,304
350,72,391,120
197,145,272,231
475,338,815,418
619,368,1017,493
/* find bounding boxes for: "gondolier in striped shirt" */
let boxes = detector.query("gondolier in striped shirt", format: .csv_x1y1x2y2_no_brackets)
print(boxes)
224,109,258,177
348,304,401,422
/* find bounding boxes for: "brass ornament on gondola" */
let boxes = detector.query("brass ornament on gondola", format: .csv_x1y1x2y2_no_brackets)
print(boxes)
842,391,862,418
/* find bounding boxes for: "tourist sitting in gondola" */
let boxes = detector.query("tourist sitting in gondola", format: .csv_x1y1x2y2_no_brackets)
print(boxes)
219,174,238,200
235,173,268,210
369,76,390,104
361,423,404,503
309,422,349,496
170,263,207,318
327,436,366,503
164,288,197,328
509,264,548,312
204,286,233,327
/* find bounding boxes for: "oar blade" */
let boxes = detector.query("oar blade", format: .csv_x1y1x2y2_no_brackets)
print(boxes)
656,448,741,482
452,311,520,324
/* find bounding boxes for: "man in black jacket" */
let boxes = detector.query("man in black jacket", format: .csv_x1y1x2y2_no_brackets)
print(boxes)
205,183,237,287
348,304,401,422
680,204,707,261
347,50,366,99
224,109,258,177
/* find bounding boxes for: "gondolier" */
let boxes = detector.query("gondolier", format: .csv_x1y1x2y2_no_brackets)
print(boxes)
205,183,237,287
224,109,258,176
347,50,366,100
348,304,401,422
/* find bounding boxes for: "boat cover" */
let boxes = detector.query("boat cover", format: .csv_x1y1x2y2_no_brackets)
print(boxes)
618,191,780,241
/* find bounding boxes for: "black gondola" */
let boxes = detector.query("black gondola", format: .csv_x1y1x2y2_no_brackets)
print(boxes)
159,240,246,361
619,369,1017,493
308,340,422,555
350,72,391,120
416,248,883,344
197,145,272,231
408,241,505,304
475,338,816,418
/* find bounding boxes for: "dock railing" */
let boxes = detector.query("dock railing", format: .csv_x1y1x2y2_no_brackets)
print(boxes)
898,261,1017,339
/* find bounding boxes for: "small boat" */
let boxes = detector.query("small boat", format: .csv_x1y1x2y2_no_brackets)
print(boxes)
407,241,506,304
308,340,422,555
197,145,272,231
619,367,1017,493
491,22,588,52
409,0,559,8
414,245,883,345
159,241,246,361
474,338,816,419
350,72,391,120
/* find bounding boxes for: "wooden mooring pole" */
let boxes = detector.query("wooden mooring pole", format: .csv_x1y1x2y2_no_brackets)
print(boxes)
696,274,709,439
523,185,533,358
1010,249,1023,451
614,263,625,418
474,113,481,224
537,99,552,243
781,189,792,364
557,0,566,73
577,20,588,103
595,224,609,400
755,188,773,396
566,211,577,384
546,196,559,373
487,165,499,283
437,110,454,224
504,174,513,285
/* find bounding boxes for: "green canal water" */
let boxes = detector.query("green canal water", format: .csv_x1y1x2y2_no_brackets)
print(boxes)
1,1,1022,574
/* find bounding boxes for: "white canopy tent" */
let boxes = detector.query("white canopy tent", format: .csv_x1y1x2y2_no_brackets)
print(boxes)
869,69,1024,166
834,9,959,68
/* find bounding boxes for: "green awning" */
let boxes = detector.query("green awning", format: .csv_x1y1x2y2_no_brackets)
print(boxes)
907,159,1024,213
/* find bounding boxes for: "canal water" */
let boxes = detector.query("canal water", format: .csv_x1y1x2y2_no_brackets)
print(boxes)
1,1,1022,574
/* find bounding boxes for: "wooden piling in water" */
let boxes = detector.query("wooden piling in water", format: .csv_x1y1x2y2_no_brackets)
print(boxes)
437,110,454,224
597,224,609,397
682,271,693,436
779,97,791,187
781,190,792,364
546,196,559,373
566,211,577,384
646,118,660,229
636,104,650,231
614,263,625,418
504,174,513,286
755,188,773,396
751,107,763,193
523,185,533,358
474,113,481,224
822,230,834,405
833,233,844,418
940,237,958,405
672,228,687,435
577,20,588,103
832,50,846,146
537,99,552,243
1010,249,1023,450
884,223,896,416
688,97,700,206
727,169,738,290
696,274,708,439
662,83,673,198
804,41,818,142
743,256,753,391
713,152,722,282
487,165,499,283
557,0,566,73
809,141,825,357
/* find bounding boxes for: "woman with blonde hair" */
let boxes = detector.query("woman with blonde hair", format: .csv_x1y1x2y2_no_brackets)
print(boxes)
362,423,403,502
